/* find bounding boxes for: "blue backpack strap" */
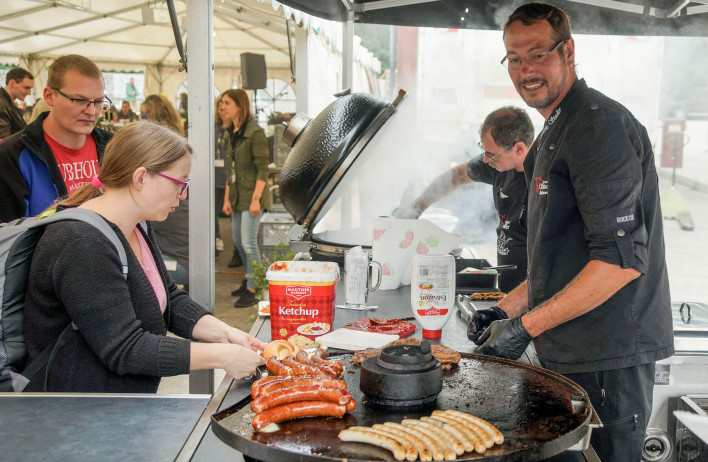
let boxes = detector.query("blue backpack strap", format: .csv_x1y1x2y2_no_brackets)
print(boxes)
20,209,130,391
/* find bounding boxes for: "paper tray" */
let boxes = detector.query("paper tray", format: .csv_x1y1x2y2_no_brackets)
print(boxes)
315,328,399,350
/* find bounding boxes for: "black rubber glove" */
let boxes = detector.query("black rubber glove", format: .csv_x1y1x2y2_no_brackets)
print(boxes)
467,306,508,345
476,316,533,360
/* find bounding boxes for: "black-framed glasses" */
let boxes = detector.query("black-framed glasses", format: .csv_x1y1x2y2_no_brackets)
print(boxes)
154,172,190,196
478,141,510,161
53,88,112,111
501,40,566,70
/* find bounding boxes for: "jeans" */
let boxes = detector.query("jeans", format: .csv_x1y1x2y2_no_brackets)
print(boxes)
215,186,225,240
231,210,262,290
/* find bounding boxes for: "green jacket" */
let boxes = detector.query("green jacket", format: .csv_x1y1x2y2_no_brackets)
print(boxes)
224,119,272,212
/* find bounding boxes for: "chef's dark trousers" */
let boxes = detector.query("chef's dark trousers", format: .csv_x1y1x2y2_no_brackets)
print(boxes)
544,363,655,462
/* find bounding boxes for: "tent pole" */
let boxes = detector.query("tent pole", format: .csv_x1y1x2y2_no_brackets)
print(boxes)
186,0,215,395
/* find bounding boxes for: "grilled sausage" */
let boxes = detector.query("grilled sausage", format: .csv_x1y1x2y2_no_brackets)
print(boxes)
252,401,349,430
424,415,483,454
385,422,446,461
345,398,357,412
251,385,351,413
339,428,406,461
432,411,492,449
401,419,457,460
254,377,346,398
280,357,335,377
311,349,345,373
443,410,504,445
251,374,329,398
265,358,293,376
373,424,432,461
295,351,340,377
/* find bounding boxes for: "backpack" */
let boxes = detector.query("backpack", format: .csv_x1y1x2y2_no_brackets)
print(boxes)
0,208,130,392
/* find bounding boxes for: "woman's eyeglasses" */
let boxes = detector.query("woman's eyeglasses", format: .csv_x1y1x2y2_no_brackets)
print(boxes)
154,172,190,195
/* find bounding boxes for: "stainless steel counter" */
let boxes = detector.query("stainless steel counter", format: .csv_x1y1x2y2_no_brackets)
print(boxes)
0,393,210,461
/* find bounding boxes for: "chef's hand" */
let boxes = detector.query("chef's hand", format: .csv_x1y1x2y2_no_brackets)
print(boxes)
467,306,507,345
392,202,423,219
476,316,533,360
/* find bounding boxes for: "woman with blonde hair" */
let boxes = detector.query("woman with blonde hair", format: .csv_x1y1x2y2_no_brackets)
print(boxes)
141,94,184,135
220,89,271,307
23,122,266,392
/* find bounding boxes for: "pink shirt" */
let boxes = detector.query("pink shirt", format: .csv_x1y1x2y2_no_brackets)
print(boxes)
134,229,167,314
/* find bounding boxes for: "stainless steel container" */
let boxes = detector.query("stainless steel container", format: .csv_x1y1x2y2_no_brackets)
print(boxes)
643,302,708,462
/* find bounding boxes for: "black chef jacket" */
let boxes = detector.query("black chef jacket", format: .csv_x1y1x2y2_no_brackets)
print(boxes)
467,155,527,292
523,79,673,374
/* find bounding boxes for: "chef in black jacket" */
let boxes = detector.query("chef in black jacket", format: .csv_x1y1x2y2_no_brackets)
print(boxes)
468,4,674,461
394,106,534,293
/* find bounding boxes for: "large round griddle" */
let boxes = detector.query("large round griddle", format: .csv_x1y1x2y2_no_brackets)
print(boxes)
212,352,594,461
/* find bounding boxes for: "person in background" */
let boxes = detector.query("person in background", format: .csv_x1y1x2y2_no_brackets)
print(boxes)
141,94,183,134
23,122,266,392
214,95,230,257
125,77,138,110
179,92,188,119
469,4,674,460
0,67,34,139
220,89,271,308
395,106,533,293
116,100,139,123
141,94,190,289
29,98,51,123
0,54,112,223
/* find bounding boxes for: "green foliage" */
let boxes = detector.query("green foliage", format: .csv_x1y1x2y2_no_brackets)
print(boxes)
247,243,296,296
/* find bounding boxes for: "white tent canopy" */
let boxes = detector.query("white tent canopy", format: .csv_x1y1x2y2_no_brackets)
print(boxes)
0,0,306,102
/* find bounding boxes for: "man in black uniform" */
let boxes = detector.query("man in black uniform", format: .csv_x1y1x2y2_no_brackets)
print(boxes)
468,4,674,461
394,106,534,293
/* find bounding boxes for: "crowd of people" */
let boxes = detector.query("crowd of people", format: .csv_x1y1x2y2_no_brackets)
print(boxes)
0,4,675,460
0,53,270,394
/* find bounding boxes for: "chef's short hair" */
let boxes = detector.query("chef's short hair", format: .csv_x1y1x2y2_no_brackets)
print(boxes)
480,106,534,149
503,3,572,45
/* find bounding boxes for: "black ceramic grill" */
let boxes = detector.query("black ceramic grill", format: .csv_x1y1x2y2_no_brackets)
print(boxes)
280,90,405,230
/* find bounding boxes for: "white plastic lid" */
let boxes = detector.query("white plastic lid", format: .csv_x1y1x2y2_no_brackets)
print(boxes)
266,261,340,282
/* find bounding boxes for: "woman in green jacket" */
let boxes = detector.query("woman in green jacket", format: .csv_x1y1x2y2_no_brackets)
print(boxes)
220,89,271,307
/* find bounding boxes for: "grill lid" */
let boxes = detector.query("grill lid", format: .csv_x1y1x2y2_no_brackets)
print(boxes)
279,89,406,230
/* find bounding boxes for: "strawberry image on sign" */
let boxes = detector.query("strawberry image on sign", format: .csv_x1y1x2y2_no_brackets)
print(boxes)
416,242,430,254
382,263,393,276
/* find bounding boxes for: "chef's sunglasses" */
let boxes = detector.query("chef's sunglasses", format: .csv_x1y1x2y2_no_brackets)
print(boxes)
53,88,112,111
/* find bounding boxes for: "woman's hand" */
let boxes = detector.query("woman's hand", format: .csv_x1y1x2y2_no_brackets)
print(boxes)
223,344,266,380
222,201,233,216
249,197,261,216
222,185,232,216
225,327,268,352
192,315,268,352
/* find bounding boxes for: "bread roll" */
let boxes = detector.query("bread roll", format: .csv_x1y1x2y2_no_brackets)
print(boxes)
263,340,301,360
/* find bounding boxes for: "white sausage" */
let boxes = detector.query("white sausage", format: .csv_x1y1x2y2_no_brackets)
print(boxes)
338,428,406,461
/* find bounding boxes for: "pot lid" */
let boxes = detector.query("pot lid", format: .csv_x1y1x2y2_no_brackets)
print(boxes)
279,89,406,231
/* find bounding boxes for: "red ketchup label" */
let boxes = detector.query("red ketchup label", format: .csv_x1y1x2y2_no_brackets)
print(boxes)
269,282,336,340
416,307,450,316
